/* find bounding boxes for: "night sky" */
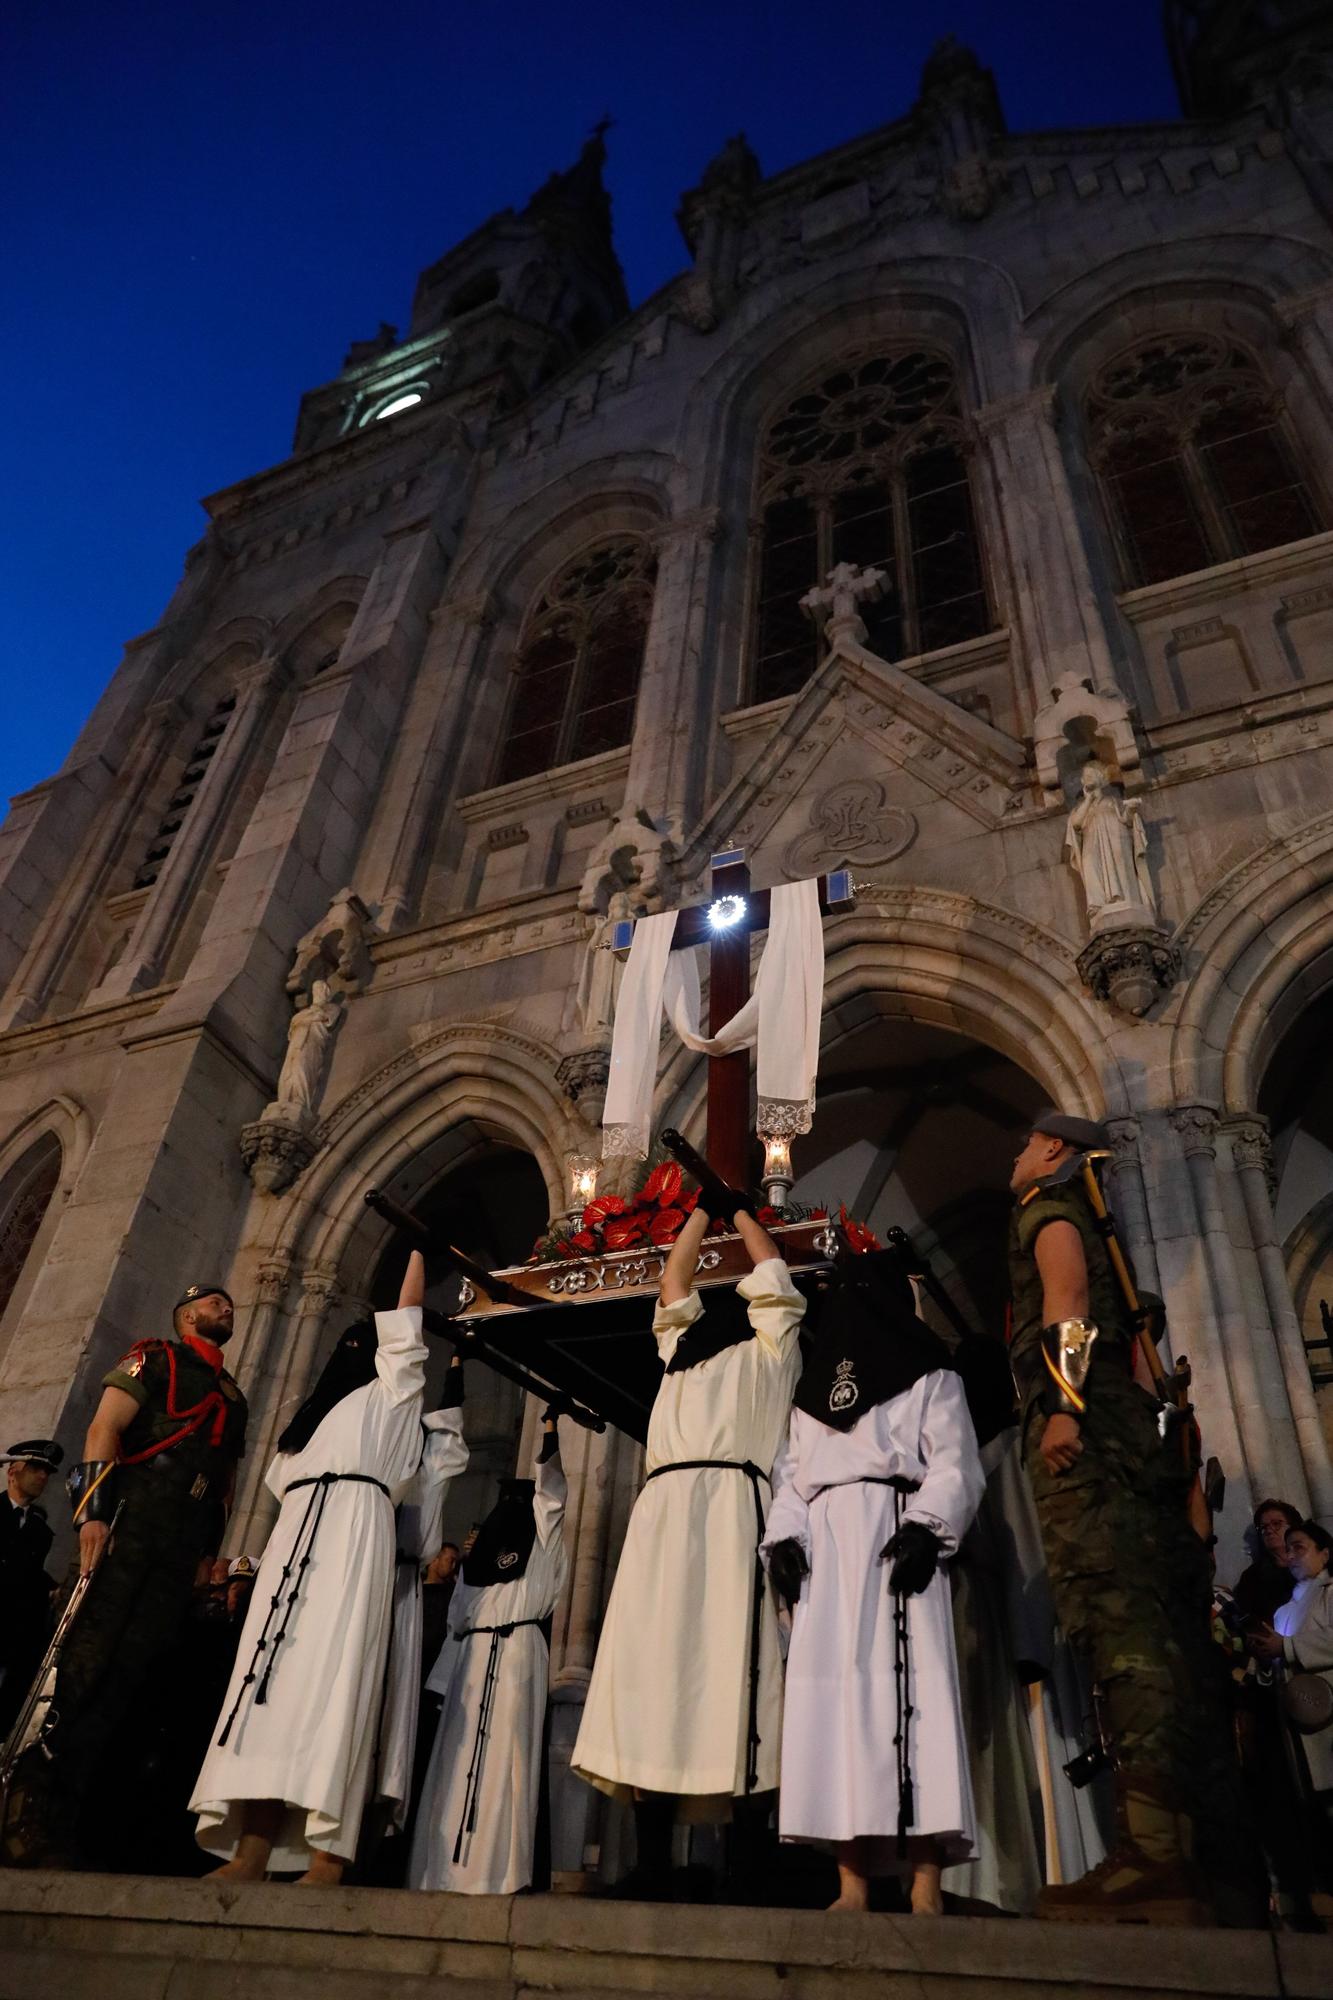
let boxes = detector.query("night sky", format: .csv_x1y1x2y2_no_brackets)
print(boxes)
2,1,1181,808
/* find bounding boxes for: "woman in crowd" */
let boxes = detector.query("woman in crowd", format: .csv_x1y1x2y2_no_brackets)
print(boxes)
1249,1519,1333,1922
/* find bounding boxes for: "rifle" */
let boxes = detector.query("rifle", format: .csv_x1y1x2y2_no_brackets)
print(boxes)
0,1502,125,1827
1079,1150,1222,1532
363,1190,605,1434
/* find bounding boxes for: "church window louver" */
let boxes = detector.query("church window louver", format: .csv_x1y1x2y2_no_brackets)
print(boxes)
1086,333,1323,589
132,694,237,889
495,535,657,784
750,348,993,703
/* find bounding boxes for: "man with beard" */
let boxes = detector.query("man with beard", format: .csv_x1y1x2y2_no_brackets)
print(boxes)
2,1286,247,1868
408,1405,567,1894
192,1250,442,1886
762,1243,984,1914
572,1162,803,1897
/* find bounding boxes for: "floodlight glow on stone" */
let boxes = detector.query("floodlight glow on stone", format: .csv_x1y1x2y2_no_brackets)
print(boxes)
374,392,423,420
708,895,747,930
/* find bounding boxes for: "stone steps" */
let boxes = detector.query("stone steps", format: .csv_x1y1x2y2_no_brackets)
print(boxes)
0,1872,1329,2000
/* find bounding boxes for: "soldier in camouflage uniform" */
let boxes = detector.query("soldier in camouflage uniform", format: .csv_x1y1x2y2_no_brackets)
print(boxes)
2,1284,247,1869
1008,1111,1254,1926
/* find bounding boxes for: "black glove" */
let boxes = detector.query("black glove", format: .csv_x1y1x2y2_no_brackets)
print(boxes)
439,1355,465,1409
767,1537,809,1609
659,1128,756,1228
880,1521,942,1597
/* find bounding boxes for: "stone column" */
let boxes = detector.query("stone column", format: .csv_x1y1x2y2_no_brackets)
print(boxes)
973,386,1119,717
224,1252,295,1551
1166,1103,1292,1537
369,591,497,931
1226,1113,1333,1518
624,509,723,836
232,1265,340,1551
94,654,290,1000
0,698,185,1027
1277,281,1333,427
1104,1115,1162,1300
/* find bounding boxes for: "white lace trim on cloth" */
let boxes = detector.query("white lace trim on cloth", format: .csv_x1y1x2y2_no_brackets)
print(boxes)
756,1095,815,1139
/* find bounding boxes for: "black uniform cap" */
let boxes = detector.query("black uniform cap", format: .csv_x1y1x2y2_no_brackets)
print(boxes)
174,1283,234,1311
1031,1107,1108,1152
3,1439,63,1471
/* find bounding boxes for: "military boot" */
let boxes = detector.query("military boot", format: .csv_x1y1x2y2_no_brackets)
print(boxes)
1037,1768,1214,1926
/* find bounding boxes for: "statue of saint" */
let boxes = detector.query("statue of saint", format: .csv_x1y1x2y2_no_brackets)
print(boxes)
575,887,635,1043
273,979,343,1121
1065,762,1156,925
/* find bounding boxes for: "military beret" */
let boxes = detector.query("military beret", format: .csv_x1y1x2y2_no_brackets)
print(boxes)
174,1284,234,1311
1031,1107,1108,1152
3,1438,63,1471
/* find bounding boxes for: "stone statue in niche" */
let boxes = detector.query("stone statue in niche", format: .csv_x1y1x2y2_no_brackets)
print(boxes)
1065,761,1156,927
272,979,344,1122
577,804,676,918
575,886,635,1043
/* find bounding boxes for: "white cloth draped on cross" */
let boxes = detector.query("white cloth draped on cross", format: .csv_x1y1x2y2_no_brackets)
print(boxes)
602,878,824,1160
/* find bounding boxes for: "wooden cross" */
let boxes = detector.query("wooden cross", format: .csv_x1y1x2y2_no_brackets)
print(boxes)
611,850,855,1187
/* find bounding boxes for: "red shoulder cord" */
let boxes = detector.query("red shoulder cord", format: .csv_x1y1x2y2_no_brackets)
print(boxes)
117,1337,230,1466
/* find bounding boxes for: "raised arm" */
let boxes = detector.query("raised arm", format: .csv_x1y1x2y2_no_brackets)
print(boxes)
373,1250,429,1407
659,1205,710,1306
533,1407,568,1547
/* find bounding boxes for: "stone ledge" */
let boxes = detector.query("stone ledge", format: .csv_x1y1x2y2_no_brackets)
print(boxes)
1,1873,1328,2000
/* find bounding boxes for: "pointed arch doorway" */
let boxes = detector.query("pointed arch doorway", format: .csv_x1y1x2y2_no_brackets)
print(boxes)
790,1015,1048,1345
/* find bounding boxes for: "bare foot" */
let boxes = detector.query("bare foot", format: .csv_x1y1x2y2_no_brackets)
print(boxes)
206,1855,267,1882
825,1891,871,1912
910,1864,944,1917
296,1850,345,1887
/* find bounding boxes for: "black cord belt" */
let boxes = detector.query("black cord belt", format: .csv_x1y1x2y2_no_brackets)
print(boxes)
217,1470,391,1747
645,1457,771,1793
808,1473,921,1504
451,1617,548,1863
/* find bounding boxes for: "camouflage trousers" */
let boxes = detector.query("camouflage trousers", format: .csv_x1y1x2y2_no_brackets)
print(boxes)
1024,1371,1249,1882
3,1473,211,1866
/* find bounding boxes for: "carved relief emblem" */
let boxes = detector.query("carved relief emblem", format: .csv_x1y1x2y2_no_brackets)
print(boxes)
784,780,917,874
829,1357,859,1415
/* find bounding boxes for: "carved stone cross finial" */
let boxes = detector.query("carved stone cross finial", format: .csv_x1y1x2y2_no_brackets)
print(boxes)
801,562,887,645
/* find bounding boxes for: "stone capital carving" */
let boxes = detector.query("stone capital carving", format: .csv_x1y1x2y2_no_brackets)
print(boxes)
298,1267,341,1314
1077,926,1181,1017
652,507,724,554
255,1255,294,1306
1104,1115,1141,1164
239,1117,320,1195
557,1047,612,1130
430,591,497,632
1224,1113,1278,1204
1168,1102,1219,1159
973,384,1059,440
1275,281,1333,336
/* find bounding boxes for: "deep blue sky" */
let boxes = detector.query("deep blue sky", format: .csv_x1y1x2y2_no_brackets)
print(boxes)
2,1,1180,807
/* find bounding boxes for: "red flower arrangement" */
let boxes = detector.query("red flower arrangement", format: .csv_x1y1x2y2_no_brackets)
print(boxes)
527,1160,844,1266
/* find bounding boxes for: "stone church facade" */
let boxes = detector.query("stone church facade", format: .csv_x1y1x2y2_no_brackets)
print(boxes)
2,7,1333,1840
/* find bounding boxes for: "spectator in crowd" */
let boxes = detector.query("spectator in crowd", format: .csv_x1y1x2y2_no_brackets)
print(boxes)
1234,1501,1302,1626
420,1541,460,1675
1248,1520,1333,1921
0,1441,62,1742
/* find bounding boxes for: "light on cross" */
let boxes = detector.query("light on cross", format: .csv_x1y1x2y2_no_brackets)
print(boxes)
708,895,747,930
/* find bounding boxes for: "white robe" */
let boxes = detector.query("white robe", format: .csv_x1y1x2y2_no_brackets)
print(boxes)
572,1258,804,1809
375,1406,470,1832
408,1450,567,1894
761,1368,983,1862
192,1305,427,1868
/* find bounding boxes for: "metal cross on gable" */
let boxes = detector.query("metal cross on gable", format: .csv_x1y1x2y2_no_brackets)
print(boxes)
610,848,855,1187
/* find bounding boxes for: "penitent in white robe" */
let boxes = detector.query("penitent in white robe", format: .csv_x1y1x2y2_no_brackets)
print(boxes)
762,1368,984,1863
192,1306,427,1869
375,1406,470,1833
572,1259,804,1811
408,1450,568,1894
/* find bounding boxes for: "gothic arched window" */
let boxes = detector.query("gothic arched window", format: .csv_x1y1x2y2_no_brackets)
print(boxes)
751,348,993,703
496,536,657,784
1086,334,1322,588
0,1133,61,1324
